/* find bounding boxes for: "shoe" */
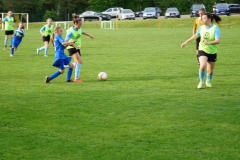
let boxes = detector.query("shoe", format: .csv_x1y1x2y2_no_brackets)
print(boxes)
37,48,40,55
10,54,13,57
3,47,6,50
74,78,82,82
45,76,50,83
197,82,204,89
205,82,212,87
66,79,73,82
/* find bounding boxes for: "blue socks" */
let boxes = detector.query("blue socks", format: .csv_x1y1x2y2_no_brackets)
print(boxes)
44,48,48,56
206,73,213,83
75,63,82,79
49,71,61,80
66,68,73,81
4,39,8,47
199,70,205,82
10,48,14,55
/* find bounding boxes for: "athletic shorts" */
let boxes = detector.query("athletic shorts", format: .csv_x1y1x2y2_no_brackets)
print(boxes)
5,30,14,35
12,39,22,48
196,37,201,50
42,35,51,43
52,57,72,70
67,48,81,56
198,50,217,62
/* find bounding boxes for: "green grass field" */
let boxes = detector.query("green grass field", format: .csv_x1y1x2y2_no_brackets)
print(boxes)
0,17,240,159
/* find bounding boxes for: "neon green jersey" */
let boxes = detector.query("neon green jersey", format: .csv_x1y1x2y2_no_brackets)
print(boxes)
66,27,83,49
4,16,14,30
199,24,217,54
43,25,54,36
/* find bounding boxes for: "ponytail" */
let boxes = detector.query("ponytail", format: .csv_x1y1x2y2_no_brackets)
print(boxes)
203,12,222,24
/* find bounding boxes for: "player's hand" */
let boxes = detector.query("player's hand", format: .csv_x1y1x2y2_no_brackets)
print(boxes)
89,35,94,39
203,41,209,45
181,42,187,48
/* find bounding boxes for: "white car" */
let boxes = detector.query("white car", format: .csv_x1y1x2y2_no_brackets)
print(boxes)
119,9,135,20
102,7,123,18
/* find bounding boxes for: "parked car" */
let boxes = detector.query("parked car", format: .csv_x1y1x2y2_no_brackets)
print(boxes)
190,4,206,17
135,11,143,17
215,3,231,16
143,7,162,19
164,7,181,18
119,9,135,20
79,11,111,21
102,7,123,18
228,3,240,13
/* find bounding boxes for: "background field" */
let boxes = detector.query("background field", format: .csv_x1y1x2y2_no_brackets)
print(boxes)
0,17,240,159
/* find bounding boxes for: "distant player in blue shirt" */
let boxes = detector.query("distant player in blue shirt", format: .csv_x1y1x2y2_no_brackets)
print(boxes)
45,26,77,83
10,22,25,57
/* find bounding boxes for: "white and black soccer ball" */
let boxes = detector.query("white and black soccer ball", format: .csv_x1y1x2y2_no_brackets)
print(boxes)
98,72,107,81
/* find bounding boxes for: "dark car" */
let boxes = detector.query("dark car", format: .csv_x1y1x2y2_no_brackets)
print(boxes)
143,7,162,19
190,4,206,17
215,3,231,16
228,4,240,13
79,11,111,21
164,7,181,18
135,11,143,17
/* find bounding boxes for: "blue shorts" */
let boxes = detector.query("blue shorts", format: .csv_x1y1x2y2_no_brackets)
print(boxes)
52,57,72,70
12,39,22,48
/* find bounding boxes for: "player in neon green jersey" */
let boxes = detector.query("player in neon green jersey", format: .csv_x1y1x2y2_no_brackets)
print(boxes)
65,13,94,83
3,11,15,50
37,18,54,57
181,13,221,89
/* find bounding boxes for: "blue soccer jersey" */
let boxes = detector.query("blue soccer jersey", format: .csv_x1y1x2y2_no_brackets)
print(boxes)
54,35,68,59
12,28,24,48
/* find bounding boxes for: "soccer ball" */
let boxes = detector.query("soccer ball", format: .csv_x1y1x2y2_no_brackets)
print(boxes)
98,72,107,81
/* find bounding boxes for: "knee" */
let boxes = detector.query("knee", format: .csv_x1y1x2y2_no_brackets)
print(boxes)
59,70,64,74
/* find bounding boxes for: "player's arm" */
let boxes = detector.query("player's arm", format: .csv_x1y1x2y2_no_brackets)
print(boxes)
83,31,94,39
192,20,196,35
40,26,45,36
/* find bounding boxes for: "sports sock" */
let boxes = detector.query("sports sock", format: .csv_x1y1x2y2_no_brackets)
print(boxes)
66,68,73,81
199,70,205,83
75,63,82,79
206,73,213,83
4,39,8,47
10,48,14,55
49,71,61,80
44,48,48,56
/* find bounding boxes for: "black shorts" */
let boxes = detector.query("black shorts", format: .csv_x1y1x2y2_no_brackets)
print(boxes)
5,30,14,35
196,37,200,50
42,35,50,43
198,50,217,62
67,48,81,56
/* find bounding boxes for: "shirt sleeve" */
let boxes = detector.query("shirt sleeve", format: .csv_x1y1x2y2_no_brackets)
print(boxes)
196,26,202,36
58,36,65,44
3,17,8,22
215,26,220,38
65,30,73,41
40,26,45,31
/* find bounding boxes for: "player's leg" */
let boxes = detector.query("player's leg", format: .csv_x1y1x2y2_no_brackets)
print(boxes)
64,57,74,82
197,51,208,88
45,60,64,83
73,51,82,82
4,32,9,50
37,36,48,55
206,54,216,87
44,38,50,57
10,31,14,48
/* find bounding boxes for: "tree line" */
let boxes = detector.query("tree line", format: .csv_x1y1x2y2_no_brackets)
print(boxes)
0,0,239,22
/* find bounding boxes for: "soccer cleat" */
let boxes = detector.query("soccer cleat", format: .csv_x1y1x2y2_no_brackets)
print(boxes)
36,48,40,55
10,54,13,57
197,82,204,89
74,78,82,83
45,76,50,83
205,82,212,87
66,79,73,82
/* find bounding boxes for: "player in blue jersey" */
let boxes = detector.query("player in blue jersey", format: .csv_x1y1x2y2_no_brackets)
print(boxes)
3,11,15,50
10,22,25,57
37,18,54,57
45,26,77,83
